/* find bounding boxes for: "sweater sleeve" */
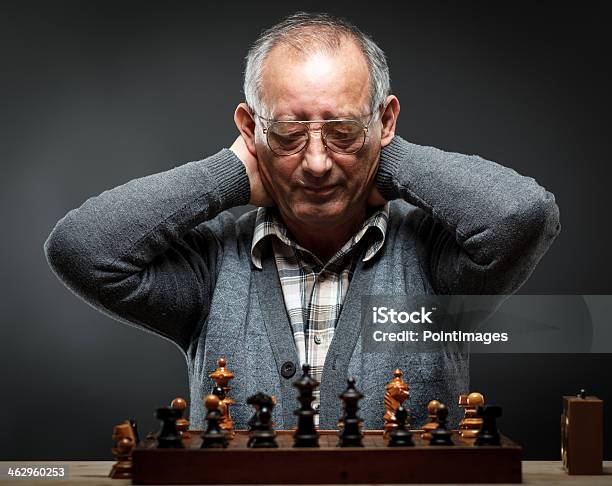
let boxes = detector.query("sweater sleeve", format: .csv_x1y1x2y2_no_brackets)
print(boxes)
376,136,560,295
43,149,251,352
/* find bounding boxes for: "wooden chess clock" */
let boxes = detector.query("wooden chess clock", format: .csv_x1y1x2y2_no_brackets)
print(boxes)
561,389,603,475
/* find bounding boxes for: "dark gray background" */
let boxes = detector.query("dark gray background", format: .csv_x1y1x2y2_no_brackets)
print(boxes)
1,1,610,460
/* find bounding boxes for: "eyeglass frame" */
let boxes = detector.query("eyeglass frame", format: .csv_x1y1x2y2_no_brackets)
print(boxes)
252,110,378,156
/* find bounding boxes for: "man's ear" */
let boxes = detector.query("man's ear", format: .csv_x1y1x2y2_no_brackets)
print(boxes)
234,103,257,156
380,95,400,147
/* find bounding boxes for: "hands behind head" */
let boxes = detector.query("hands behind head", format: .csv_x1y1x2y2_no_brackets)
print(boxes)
230,134,387,208
230,135,274,207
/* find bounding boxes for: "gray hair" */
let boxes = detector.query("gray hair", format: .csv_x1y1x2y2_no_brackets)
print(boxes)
244,12,390,117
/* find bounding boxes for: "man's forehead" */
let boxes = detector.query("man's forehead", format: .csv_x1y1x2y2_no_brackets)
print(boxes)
260,41,370,119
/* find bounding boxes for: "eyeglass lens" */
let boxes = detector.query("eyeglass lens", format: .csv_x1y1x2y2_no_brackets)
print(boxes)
267,120,365,155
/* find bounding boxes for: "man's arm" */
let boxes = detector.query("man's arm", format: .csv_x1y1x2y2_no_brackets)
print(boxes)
376,136,560,294
43,149,250,352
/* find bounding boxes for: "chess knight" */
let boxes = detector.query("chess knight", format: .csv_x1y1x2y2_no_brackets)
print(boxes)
383,369,410,438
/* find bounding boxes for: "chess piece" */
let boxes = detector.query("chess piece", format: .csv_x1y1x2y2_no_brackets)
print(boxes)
459,392,485,438
209,357,235,437
212,384,225,400
246,392,278,448
155,407,184,448
211,385,228,419
171,397,191,439
421,399,441,440
475,405,502,446
293,364,320,447
337,378,364,447
247,393,263,447
128,418,140,444
109,421,136,479
388,406,414,447
383,369,410,439
201,394,229,448
247,393,273,435
458,394,468,421
429,403,454,446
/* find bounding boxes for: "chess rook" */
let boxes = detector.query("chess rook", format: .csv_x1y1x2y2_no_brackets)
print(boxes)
155,407,184,449
475,405,502,446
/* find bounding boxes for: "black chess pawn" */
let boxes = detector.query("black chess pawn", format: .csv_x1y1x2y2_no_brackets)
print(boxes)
247,392,278,448
337,378,364,447
155,407,184,448
388,406,414,447
429,403,454,446
201,395,228,449
474,405,502,446
293,364,320,448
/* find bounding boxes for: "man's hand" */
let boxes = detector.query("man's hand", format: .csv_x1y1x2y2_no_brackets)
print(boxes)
230,135,274,207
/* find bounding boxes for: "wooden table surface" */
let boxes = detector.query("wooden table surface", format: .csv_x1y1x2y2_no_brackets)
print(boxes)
1,461,611,485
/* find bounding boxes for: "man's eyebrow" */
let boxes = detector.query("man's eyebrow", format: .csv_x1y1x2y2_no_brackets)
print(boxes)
271,111,366,121
272,114,301,121
317,110,365,120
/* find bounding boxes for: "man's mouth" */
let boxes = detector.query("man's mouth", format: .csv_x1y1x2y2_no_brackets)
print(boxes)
301,185,338,196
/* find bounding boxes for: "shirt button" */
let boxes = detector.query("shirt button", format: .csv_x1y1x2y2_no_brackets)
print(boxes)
313,402,320,412
280,361,296,378
314,335,322,345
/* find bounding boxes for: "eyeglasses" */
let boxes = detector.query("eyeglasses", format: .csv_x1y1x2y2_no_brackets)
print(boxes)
254,112,375,156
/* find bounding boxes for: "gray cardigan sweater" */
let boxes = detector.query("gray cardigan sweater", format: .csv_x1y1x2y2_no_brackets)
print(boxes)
44,136,560,429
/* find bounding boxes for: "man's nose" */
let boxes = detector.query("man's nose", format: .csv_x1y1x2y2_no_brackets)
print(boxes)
302,132,332,177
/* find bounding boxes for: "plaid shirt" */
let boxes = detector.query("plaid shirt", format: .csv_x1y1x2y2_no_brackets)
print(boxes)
251,204,389,422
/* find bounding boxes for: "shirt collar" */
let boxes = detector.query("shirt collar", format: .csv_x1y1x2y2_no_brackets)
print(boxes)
250,203,389,270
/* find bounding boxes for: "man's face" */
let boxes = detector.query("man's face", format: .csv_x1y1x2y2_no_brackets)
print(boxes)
255,40,382,230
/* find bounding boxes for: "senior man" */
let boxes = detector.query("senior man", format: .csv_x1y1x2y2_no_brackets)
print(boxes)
44,12,560,429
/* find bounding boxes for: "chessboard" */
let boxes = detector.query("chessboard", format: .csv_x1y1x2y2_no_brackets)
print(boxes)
131,429,522,484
